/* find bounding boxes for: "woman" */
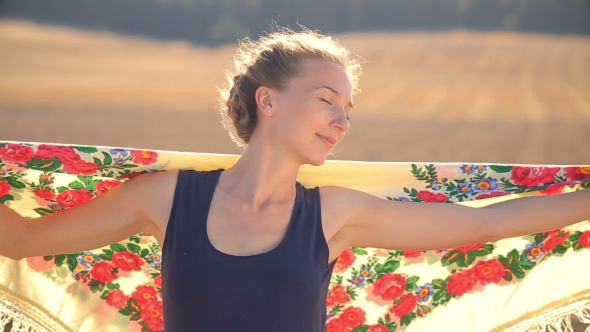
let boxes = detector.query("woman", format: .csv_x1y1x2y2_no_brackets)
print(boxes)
0,28,588,331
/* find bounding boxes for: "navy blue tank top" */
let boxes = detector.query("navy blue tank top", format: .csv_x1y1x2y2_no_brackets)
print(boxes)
162,169,336,331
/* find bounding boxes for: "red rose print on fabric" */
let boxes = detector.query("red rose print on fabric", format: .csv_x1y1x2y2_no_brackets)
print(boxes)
140,300,164,331
106,289,129,309
111,251,145,272
456,243,485,253
56,189,93,207
372,273,406,301
579,231,590,249
334,248,355,271
33,189,56,200
131,150,158,165
326,285,350,307
325,317,348,332
121,172,143,179
154,275,162,288
63,160,101,175
544,231,570,252
510,166,559,188
90,261,118,284
402,250,421,258
564,167,590,180
0,181,11,197
475,191,509,200
26,256,55,272
538,182,575,195
367,324,390,332
340,306,366,328
390,293,418,318
416,190,448,203
95,180,122,196
35,145,79,164
132,285,159,306
0,144,35,164
471,259,505,285
446,269,476,296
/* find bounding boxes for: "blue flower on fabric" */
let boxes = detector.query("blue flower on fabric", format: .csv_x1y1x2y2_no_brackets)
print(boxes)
351,275,366,288
415,283,434,302
473,177,498,192
149,253,162,264
525,243,545,262
113,158,126,166
110,148,129,157
456,182,473,194
460,164,476,175
0,168,7,177
77,251,101,268
430,181,441,191
475,165,488,173
48,204,66,212
359,267,373,278
397,197,411,202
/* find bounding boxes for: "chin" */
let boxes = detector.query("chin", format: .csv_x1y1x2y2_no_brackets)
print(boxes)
304,152,329,167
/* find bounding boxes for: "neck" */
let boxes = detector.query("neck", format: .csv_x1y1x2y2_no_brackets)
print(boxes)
219,141,302,210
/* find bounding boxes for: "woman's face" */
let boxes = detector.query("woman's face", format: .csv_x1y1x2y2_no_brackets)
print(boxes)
268,58,353,166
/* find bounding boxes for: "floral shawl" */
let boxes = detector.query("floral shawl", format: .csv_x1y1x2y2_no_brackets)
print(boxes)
0,141,589,332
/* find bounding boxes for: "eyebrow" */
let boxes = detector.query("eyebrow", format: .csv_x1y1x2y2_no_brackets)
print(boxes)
316,86,354,109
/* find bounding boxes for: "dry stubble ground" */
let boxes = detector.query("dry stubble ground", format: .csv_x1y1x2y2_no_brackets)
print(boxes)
0,19,589,331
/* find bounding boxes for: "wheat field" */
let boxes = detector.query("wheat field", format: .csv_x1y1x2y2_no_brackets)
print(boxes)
1,19,589,164
0,19,589,331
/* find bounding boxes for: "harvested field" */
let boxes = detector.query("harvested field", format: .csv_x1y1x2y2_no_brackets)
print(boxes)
0,19,589,164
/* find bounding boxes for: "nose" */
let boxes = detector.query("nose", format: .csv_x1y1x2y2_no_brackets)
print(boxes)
331,111,350,132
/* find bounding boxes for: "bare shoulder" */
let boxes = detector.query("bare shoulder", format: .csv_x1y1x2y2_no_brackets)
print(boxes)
123,170,180,241
317,186,367,241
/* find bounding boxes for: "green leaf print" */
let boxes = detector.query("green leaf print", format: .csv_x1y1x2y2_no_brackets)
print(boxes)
34,207,54,216
489,165,513,173
5,178,25,189
73,146,99,154
68,181,85,190
127,243,141,253
102,152,113,165
26,158,62,172
110,244,127,252
0,194,14,204
352,247,368,255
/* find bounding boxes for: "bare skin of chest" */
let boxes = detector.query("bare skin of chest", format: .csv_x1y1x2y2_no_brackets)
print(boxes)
206,197,295,257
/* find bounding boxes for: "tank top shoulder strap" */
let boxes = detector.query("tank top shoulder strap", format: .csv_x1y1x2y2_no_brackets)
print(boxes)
162,169,222,256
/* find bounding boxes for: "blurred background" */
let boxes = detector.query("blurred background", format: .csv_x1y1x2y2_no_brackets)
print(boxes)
0,0,589,165
0,1,589,331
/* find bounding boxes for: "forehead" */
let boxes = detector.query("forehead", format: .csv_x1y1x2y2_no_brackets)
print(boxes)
292,58,353,95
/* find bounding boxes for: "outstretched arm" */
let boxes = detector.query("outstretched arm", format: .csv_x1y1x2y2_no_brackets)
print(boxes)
324,186,590,251
0,170,178,260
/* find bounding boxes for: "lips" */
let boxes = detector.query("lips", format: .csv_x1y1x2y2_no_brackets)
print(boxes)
317,134,336,148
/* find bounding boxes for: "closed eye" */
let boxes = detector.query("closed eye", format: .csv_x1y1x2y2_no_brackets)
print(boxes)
319,98,332,105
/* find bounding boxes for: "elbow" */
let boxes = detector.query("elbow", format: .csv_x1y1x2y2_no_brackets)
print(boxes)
0,222,26,261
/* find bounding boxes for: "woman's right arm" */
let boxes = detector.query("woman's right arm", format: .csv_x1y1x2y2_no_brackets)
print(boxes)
0,170,179,260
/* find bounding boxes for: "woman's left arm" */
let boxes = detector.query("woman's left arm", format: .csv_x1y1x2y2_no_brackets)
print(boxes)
326,186,590,251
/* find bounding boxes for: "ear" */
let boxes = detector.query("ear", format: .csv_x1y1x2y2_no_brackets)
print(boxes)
255,86,274,116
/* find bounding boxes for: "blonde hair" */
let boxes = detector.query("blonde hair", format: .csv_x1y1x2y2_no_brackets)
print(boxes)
218,27,362,148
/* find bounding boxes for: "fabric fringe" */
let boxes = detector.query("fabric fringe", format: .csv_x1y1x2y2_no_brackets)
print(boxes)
501,297,590,332
0,288,70,332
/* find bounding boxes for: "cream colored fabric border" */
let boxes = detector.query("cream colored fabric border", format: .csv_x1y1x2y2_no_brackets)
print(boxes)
0,285,71,332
